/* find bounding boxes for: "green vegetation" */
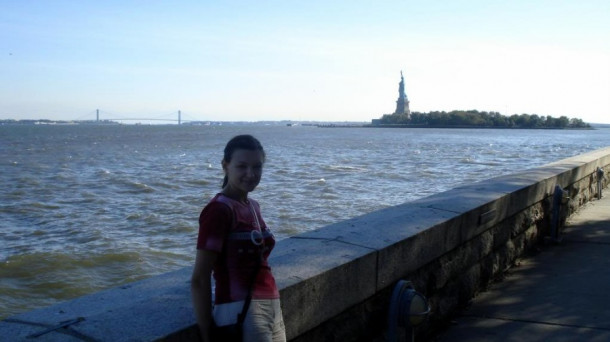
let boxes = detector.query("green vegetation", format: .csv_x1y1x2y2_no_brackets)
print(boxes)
376,110,590,128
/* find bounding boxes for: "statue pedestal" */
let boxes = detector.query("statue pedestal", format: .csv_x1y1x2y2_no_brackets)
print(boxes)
395,97,410,117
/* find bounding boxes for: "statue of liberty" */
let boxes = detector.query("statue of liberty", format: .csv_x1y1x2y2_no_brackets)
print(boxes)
398,71,405,99
395,71,410,117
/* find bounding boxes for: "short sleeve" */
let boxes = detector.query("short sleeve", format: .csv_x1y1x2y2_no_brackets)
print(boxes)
196,201,233,252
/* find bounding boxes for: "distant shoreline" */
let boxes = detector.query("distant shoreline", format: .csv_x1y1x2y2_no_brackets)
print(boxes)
316,123,598,130
1,120,607,129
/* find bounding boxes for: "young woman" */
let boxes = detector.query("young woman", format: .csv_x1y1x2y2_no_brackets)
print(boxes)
191,135,286,342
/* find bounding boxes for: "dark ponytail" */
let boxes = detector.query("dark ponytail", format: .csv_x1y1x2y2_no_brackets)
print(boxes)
221,135,266,188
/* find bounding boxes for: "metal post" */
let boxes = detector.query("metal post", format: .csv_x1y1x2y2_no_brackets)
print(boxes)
96,109,99,122
551,185,568,243
597,167,604,199
178,110,181,125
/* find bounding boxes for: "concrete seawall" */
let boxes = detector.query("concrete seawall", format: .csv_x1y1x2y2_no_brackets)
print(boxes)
2,147,609,341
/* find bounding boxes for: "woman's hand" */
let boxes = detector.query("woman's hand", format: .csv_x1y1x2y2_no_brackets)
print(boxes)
191,249,218,342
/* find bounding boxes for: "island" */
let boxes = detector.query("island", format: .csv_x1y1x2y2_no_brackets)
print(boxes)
371,72,590,129
372,110,590,129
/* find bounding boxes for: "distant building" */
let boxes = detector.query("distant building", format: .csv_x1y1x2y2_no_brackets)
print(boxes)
394,71,410,118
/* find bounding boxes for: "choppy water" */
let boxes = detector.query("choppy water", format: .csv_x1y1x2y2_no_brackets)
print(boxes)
1,124,609,318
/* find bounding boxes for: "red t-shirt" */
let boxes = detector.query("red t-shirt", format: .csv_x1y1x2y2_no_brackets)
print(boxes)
197,193,280,304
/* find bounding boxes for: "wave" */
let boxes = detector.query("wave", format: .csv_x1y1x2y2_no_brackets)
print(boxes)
186,179,213,186
322,164,368,173
116,180,156,194
96,168,112,176
459,158,503,166
28,202,61,210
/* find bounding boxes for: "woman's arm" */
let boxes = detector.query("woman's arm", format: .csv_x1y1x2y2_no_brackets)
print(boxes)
191,249,218,342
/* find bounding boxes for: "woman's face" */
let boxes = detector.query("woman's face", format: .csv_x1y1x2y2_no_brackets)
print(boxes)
223,149,264,196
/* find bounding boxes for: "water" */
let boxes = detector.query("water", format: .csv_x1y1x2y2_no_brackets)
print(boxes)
1,124,609,318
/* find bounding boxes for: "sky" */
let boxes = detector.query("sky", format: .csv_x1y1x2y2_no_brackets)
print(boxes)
1,1,609,124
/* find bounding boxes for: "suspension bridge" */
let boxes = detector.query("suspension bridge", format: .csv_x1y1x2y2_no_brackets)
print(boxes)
80,109,203,124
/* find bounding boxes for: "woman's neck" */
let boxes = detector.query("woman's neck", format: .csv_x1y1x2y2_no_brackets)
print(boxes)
221,188,248,203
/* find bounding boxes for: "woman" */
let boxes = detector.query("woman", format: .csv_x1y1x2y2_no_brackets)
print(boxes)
191,135,286,342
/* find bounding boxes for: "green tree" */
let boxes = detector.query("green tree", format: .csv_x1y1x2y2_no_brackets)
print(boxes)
558,116,569,128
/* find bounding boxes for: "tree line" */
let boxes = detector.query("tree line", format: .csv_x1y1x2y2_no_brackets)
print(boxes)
376,110,590,128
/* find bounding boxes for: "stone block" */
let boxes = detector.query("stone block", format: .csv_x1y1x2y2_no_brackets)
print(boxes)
270,236,377,340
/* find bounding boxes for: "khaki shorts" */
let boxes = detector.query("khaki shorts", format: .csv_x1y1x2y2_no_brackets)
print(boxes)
214,299,286,342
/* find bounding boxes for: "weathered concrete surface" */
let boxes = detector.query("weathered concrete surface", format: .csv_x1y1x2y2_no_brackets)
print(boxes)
0,267,195,341
435,193,610,341
268,236,378,339
1,146,608,341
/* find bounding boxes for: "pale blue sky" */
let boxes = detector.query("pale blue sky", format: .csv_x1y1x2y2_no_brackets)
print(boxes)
2,1,609,123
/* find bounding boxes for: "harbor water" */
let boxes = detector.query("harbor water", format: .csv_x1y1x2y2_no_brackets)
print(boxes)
1,124,609,318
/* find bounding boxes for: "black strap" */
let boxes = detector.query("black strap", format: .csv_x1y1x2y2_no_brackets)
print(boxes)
236,247,264,325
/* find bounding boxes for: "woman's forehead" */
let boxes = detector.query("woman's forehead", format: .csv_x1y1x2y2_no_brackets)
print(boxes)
230,149,264,162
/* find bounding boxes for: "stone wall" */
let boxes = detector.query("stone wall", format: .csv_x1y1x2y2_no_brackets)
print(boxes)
1,147,609,342
274,149,610,341
281,147,610,341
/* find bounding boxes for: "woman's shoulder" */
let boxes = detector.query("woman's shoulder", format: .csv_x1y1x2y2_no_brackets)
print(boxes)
204,194,263,215
201,194,233,215
212,193,242,208
213,193,261,207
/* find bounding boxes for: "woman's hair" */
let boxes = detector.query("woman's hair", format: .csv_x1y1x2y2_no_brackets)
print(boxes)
222,134,266,188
